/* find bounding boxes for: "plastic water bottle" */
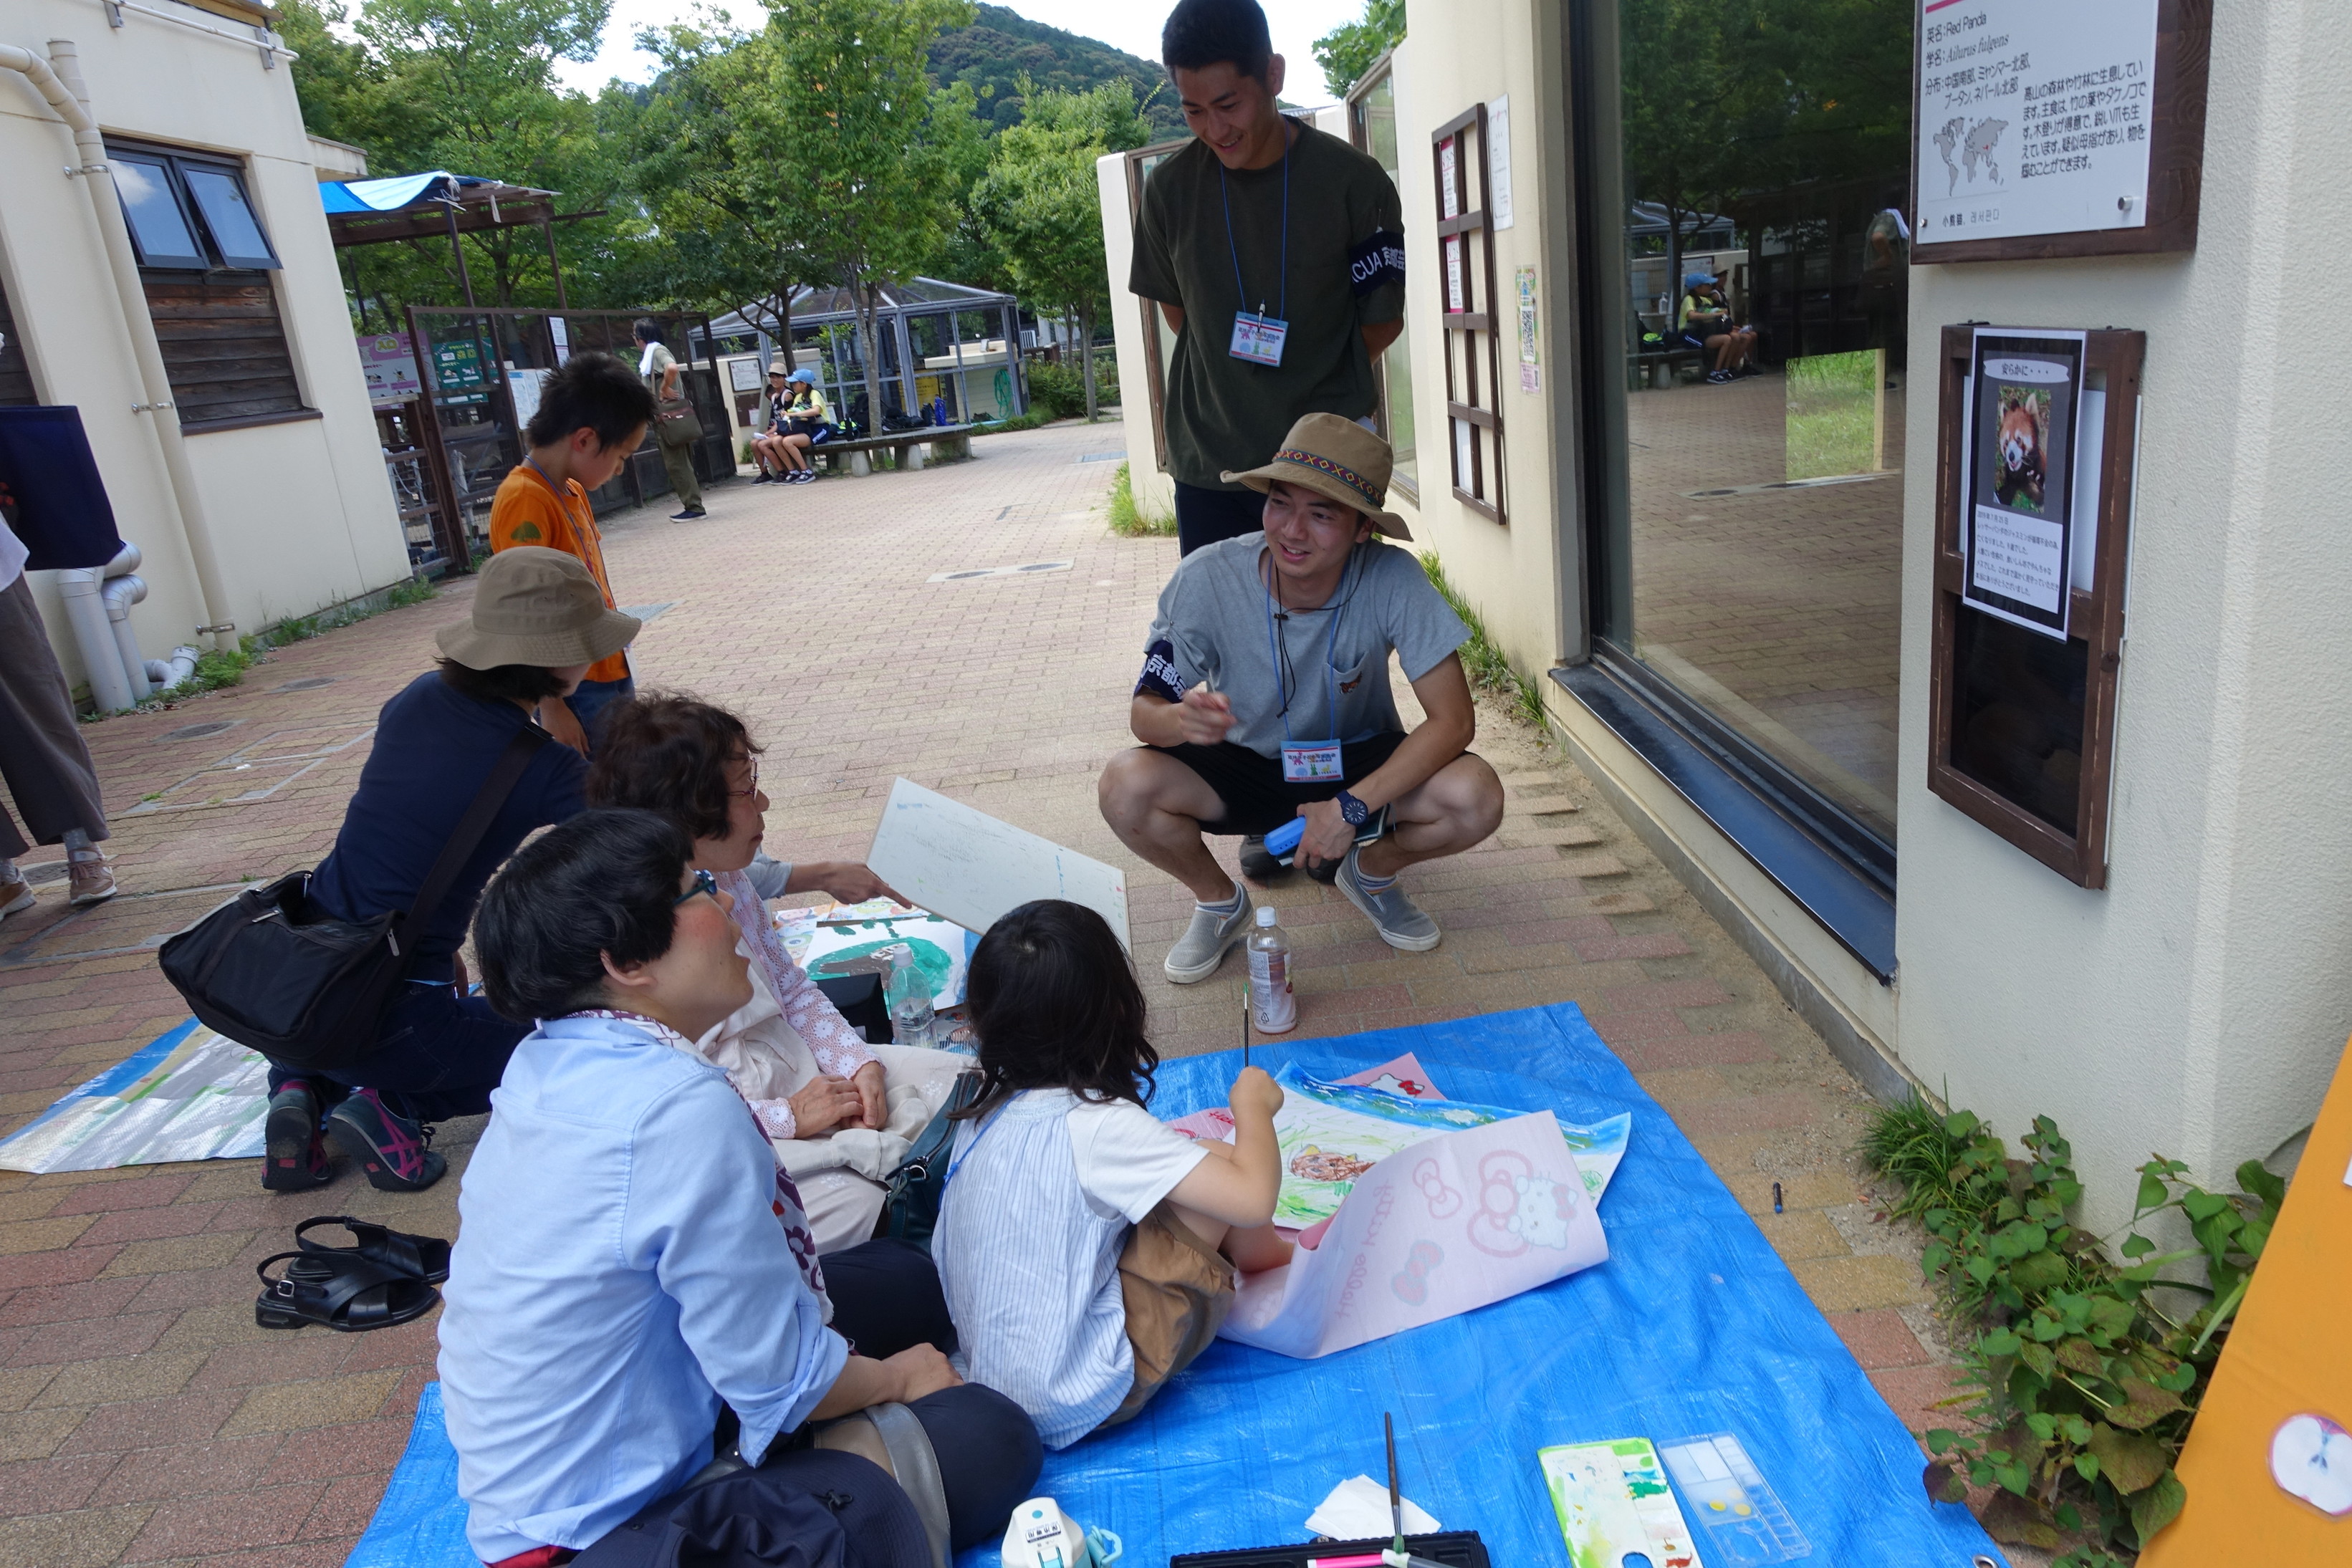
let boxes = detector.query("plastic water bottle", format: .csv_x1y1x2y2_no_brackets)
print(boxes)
1246,907,1296,1034
884,945,936,1049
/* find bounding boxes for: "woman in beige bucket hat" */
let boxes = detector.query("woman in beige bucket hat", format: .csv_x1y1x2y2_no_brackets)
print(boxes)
259,548,639,1197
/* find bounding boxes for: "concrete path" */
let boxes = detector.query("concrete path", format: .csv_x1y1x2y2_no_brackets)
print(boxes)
0,420,1968,1565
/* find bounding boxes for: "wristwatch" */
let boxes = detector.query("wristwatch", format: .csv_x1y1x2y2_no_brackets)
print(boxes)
1335,789,1370,827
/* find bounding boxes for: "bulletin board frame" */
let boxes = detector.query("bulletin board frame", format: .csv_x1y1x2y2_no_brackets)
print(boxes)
1432,104,1505,525
1926,323,2144,888
1909,0,2211,265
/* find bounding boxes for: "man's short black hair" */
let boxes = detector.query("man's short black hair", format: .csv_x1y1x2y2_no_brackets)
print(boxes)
1163,0,1272,82
475,808,693,1024
631,317,666,345
524,350,657,451
436,657,567,705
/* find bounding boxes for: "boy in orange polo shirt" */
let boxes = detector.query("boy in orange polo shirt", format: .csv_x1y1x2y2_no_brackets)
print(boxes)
487,352,657,754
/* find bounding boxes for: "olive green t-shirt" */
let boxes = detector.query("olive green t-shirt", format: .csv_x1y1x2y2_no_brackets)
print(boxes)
1129,120,1406,491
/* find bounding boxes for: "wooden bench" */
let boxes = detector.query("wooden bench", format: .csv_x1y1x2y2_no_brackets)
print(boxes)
1629,347,1707,389
813,423,977,477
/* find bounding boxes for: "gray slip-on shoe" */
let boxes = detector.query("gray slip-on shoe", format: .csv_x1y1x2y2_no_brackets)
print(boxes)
1336,847,1441,951
1163,888,1254,983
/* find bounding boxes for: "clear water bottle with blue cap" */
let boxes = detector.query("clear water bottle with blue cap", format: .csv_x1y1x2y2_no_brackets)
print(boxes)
884,944,936,1049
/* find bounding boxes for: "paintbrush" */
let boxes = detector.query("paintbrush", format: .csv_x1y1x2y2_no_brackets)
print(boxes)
1386,1412,1403,1554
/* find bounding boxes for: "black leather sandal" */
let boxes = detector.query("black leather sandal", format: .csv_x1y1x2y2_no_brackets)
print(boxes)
295,1213,451,1283
254,1249,440,1332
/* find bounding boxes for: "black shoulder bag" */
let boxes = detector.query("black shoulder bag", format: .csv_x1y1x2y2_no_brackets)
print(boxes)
158,726,549,1072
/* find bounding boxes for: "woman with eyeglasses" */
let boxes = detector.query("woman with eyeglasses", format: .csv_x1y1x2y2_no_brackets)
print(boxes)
587,696,956,1251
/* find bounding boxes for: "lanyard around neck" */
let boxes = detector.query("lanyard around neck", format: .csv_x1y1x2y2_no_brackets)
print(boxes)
1264,544,1357,741
1219,120,1292,320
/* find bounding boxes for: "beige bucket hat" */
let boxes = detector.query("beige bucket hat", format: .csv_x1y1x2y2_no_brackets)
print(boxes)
433,547,640,670
1221,412,1413,541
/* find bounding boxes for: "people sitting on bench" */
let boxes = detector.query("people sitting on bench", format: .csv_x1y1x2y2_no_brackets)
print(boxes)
442,808,1040,1566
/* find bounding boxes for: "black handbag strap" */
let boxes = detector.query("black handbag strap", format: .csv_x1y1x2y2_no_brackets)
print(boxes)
391,723,551,958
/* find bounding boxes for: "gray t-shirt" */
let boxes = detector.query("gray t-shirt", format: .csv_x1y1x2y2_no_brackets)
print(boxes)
1139,536,1470,759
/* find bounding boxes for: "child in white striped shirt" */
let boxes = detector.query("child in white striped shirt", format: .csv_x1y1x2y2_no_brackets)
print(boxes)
930,899,1291,1447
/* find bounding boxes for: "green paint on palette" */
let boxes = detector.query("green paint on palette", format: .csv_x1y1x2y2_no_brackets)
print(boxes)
810,937,956,996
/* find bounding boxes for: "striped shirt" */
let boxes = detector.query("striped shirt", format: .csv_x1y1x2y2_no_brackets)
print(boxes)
931,1089,1204,1448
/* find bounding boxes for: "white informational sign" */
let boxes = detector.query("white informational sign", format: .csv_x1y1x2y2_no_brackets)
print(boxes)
549,315,571,365
866,777,1130,951
1444,237,1464,311
507,366,549,432
356,332,422,403
1439,135,1459,219
1915,0,2159,246
1962,327,2086,640
1486,95,1514,230
1515,266,1541,393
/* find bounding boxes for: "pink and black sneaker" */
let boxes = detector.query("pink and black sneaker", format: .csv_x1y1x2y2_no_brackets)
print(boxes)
325,1089,447,1192
261,1079,334,1192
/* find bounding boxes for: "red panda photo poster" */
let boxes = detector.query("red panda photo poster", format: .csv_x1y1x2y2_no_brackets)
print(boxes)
1963,330,2085,639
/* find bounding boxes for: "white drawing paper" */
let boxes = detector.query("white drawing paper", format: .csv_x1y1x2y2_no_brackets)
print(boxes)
866,777,1130,950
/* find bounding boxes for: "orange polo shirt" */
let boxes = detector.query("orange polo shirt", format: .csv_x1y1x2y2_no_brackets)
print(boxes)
486,462,630,686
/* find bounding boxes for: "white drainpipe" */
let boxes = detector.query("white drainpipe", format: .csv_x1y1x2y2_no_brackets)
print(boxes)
53,567,134,713
0,38,238,651
100,542,151,701
154,644,201,690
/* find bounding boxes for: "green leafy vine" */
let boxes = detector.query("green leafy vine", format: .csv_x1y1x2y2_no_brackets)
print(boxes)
1861,1100,2283,1563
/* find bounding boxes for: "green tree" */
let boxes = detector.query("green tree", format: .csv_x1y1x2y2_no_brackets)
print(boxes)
741,0,979,432
972,79,1150,420
1312,0,1404,98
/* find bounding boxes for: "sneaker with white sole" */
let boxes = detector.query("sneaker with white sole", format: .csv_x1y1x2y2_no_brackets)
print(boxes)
1,874,33,918
1335,848,1441,951
67,853,117,908
1163,888,1254,984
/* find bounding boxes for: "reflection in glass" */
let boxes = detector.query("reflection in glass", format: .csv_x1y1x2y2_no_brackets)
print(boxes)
114,158,206,269
1949,609,2086,836
183,168,278,269
1600,0,1914,845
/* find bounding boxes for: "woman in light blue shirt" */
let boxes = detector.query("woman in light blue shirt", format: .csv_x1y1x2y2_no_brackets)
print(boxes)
440,809,1039,1566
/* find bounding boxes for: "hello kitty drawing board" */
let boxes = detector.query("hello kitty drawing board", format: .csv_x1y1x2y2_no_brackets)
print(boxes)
1218,1110,1608,1359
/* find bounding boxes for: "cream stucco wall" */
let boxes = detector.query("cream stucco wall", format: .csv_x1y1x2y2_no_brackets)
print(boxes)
1389,0,1572,680
1895,0,2352,1226
1,1,408,696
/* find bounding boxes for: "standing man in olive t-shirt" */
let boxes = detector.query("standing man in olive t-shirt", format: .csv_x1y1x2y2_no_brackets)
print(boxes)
1132,0,1408,557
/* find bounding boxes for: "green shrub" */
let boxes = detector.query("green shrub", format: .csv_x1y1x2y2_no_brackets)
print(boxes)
1861,1100,2284,1563
1024,355,1117,422
1107,461,1175,537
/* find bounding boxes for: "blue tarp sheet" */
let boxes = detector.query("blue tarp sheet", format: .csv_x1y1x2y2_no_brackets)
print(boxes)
347,1004,2004,1568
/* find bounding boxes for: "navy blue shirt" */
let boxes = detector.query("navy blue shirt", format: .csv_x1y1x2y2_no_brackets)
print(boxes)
310,673,587,986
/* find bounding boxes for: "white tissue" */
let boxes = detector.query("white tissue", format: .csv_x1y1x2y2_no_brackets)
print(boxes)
1305,1475,1443,1540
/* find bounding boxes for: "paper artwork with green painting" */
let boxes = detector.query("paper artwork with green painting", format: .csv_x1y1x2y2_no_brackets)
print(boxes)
1260,1064,1630,1227
1540,1438,1704,1568
774,906,978,1010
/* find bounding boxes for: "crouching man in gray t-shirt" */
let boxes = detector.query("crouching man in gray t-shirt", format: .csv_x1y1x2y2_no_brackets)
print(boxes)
1098,414,1506,984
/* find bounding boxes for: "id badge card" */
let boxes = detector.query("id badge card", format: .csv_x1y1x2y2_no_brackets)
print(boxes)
1280,739,1344,783
1230,310,1289,367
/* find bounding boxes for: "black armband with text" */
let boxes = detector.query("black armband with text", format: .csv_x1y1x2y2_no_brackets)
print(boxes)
1349,229,1407,296
1136,639,1185,704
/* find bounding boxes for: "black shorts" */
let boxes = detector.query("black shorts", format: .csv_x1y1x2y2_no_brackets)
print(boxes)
1151,734,1411,837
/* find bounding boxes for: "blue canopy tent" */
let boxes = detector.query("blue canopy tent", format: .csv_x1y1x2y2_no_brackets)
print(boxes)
320,170,594,309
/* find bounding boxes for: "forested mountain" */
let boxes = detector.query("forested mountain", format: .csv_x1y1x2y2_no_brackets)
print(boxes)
930,4,1181,137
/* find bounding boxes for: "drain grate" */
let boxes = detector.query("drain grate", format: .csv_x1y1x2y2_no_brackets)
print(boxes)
163,720,240,741
1077,452,1125,463
618,602,676,622
273,676,338,692
926,560,1074,584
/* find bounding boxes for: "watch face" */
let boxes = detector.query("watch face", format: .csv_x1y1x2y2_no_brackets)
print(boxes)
1340,792,1368,824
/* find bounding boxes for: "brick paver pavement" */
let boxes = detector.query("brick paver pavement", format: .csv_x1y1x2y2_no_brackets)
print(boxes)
0,420,1977,1565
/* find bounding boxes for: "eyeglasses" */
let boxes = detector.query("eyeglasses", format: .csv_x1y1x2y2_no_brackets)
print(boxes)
728,757,761,798
673,867,718,907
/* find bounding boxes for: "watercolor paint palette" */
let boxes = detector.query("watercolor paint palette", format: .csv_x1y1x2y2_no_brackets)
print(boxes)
1539,1438,1702,1568
1657,1433,1810,1562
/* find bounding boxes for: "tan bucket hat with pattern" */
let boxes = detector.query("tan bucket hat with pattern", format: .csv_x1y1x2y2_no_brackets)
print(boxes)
433,547,640,670
1221,412,1412,541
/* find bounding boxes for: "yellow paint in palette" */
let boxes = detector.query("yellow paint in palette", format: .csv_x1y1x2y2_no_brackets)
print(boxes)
1537,1439,1702,1568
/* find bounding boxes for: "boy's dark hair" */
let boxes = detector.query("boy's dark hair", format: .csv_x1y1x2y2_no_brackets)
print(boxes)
476,808,693,1023
436,656,567,706
1163,0,1272,82
523,350,657,451
959,900,1157,1120
631,317,666,345
587,694,762,843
